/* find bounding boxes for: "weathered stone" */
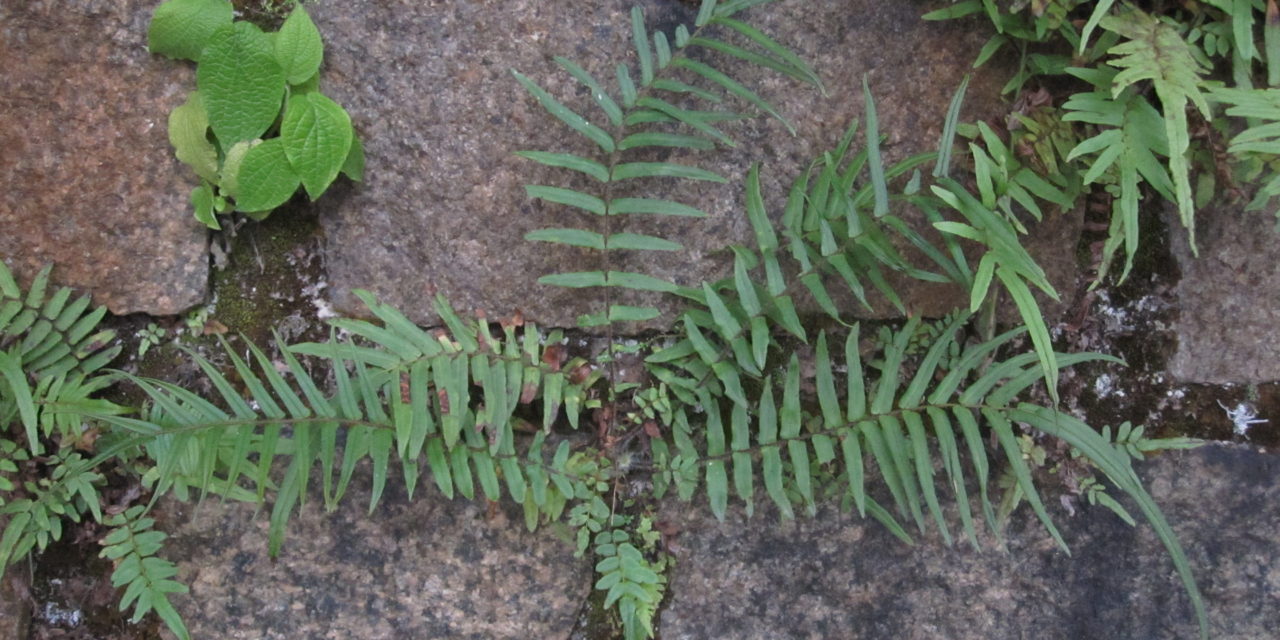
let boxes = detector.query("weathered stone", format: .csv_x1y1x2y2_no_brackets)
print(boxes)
0,571,30,640
658,444,1279,639
1169,203,1280,384
311,1,1080,329
0,0,208,316
159,472,590,640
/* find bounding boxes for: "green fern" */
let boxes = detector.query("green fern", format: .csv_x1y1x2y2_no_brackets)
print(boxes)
94,290,597,555
0,261,120,381
100,505,190,640
1099,8,1212,252
1210,85,1280,215
1063,66,1176,284
513,0,821,327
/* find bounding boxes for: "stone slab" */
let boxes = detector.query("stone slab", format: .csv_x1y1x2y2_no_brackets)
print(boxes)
0,0,208,316
312,0,1080,329
1169,203,1280,384
159,474,590,640
657,443,1278,639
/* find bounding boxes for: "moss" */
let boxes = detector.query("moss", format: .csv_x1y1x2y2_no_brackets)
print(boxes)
207,206,328,348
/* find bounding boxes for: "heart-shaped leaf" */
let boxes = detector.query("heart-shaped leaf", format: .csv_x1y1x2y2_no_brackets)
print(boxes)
148,0,233,61
235,138,300,213
167,91,219,183
275,6,324,85
197,22,285,145
281,92,353,198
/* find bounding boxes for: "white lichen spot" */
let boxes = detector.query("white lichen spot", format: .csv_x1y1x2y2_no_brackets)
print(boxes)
1094,373,1124,398
1219,400,1268,437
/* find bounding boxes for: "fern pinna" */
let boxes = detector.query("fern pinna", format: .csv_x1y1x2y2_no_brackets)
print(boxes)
513,0,822,328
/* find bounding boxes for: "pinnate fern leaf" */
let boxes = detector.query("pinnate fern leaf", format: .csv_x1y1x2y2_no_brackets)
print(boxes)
100,506,190,640
1101,9,1212,250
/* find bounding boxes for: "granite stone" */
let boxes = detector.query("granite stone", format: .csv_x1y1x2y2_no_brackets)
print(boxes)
0,0,208,316
1169,203,1280,384
158,473,590,640
311,0,1080,329
657,443,1278,639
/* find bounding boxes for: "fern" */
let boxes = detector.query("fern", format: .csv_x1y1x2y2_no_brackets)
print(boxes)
1099,8,1213,252
94,291,597,555
513,0,821,327
0,261,120,382
1063,66,1176,284
99,506,190,640
1210,85,1280,216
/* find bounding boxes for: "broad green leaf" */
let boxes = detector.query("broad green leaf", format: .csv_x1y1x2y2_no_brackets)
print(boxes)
191,183,219,230
234,138,301,213
218,140,253,198
168,92,219,182
342,134,365,182
148,0,233,61
281,92,354,199
275,5,324,85
197,22,286,145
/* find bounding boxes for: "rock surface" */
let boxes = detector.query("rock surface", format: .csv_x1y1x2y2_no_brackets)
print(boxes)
0,0,208,316
657,443,1278,639
1169,204,1280,384
159,473,590,640
310,0,1080,329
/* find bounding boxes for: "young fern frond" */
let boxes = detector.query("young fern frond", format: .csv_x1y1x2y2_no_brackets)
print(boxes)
1100,8,1212,251
100,506,190,640
513,0,821,327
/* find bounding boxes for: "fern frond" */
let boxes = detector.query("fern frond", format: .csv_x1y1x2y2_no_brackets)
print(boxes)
514,3,821,326
92,290,595,555
1210,85,1280,212
0,261,120,381
1064,66,1175,284
1101,8,1212,249
100,506,190,640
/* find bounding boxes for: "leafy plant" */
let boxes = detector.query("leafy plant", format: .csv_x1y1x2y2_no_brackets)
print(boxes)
149,0,364,229
3,3,1223,640
0,261,194,638
924,0,1280,288
99,506,190,640
513,0,823,329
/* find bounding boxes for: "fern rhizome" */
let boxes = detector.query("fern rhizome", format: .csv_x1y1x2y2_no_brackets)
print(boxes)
0,2,1221,640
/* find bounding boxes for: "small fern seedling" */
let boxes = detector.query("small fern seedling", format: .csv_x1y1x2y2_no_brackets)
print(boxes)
100,506,190,640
